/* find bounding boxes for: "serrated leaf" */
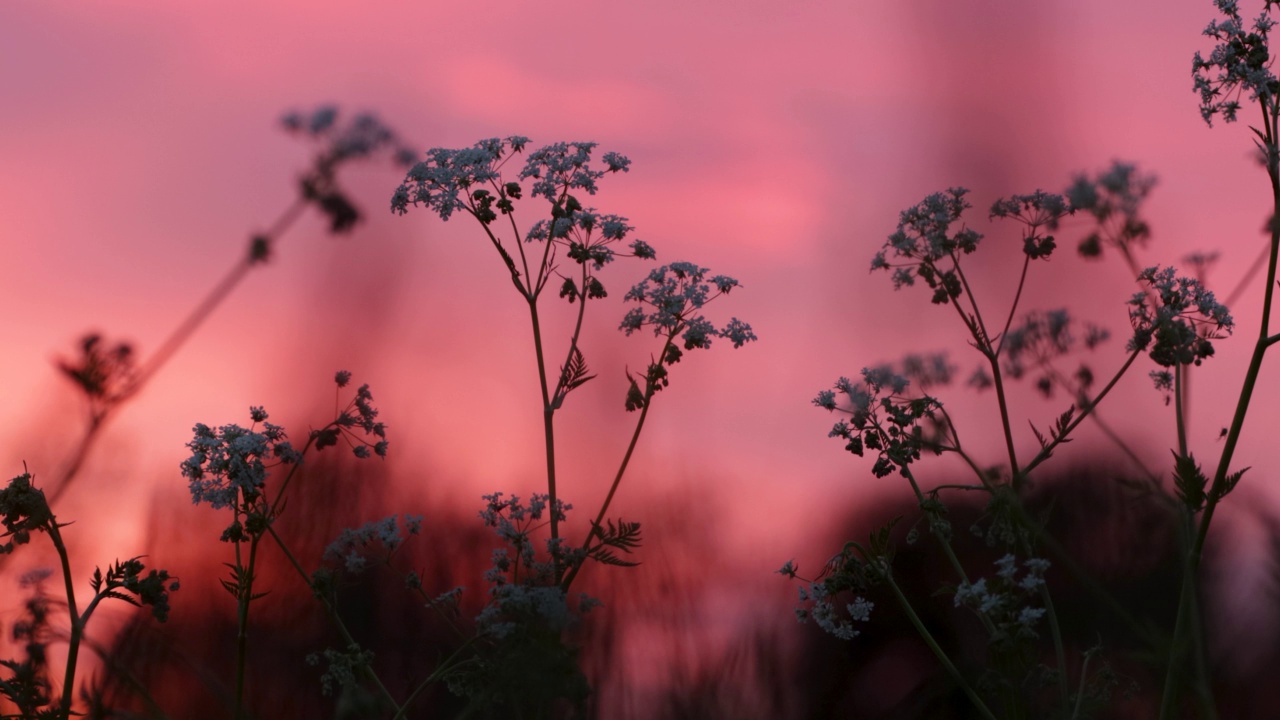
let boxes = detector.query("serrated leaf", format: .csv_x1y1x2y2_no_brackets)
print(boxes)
1213,466,1250,502
1051,405,1076,443
624,370,646,412
1172,451,1207,511
588,548,641,568
1029,421,1048,449
592,518,642,551
103,591,138,606
869,517,901,559
559,346,596,393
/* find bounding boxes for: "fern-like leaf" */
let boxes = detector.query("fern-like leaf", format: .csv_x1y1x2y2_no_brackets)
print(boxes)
588,518,643,567
588,548,640,568
560,347,596,393
1029,420,1048,450
1172,451,1208,511
1212,466,1250,502
1050,404,1076,443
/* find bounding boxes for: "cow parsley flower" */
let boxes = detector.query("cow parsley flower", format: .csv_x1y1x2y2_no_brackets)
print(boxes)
814,368,943,477
1127,266,1234,378
180,412,295,510
1193,0,1280,125
280,105,416,234
323,514,423,575
620,262,756,349
1066,161,1157,259
391,136,528,219
989,190,1071,259
871,188,981,304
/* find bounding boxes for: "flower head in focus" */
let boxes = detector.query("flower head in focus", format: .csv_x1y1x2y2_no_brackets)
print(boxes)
871,188,982,304
1127,266,1233,395
1193,0,1280,125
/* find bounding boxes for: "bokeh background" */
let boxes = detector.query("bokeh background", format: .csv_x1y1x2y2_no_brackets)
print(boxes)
3,0,1280,715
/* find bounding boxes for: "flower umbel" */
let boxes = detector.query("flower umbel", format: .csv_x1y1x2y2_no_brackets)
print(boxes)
620,262,756,349
871,188,982,304
1066,160,1157,259
989,190,1071,260
179,412,295,511
1193,0,1280,125
282,105,416,234
814,368,945,478
1127,266,1234,372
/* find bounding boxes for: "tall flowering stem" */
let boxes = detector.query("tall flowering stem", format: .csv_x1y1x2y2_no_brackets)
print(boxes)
180,374,387,720
395,141,751,580
394,138,652,546
0,471,177,717
48,106,412,509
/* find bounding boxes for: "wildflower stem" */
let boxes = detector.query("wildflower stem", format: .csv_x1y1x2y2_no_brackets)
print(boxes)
882,568,999,720
264,524,402,714
391,638,477,720
561,334,675,591
1070,645,1097,720
48,196,310,510
49,521,83,717
527,296,561,546
1175,365,1188,458
1019,348,1142,481
128,196,309,399
232,535,262,720
947,260,1022,479
1159,511,1202,720
994,254,1033,356
1038,579,1070,710
473,213,529,294
1038,359,1161,485
1166,96,1280,720
899,466,979,594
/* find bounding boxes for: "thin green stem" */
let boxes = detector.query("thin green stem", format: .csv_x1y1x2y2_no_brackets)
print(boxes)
48,522,82,717
1164,96,1280,720
1019,348,1142,481
1070,646,1096,720
883,569,999,720
898,467,982,607
390,639,477,720
527,296,560,545
46,196,310,509
1175,365,1188,459
994,254,1033,357
1159,511,1197,720
559,338,672,591
264,525,401,715
1038,582,1070,711
947,258,1021,479
231,535,262,720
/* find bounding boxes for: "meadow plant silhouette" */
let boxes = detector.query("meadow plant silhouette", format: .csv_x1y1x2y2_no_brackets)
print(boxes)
0,105,417,719
781,1,1280,717
7,1,1280,718
4,123,756,718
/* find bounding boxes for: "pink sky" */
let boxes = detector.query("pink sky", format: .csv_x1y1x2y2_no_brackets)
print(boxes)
2,0,1279,659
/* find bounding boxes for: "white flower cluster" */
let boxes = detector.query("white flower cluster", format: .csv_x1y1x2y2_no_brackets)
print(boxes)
473,493,598,641
180,409,299,510
322,514,424,575
1193,0,1280,124
953,554,1051,641
620,262,756,350
794,581,874,641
